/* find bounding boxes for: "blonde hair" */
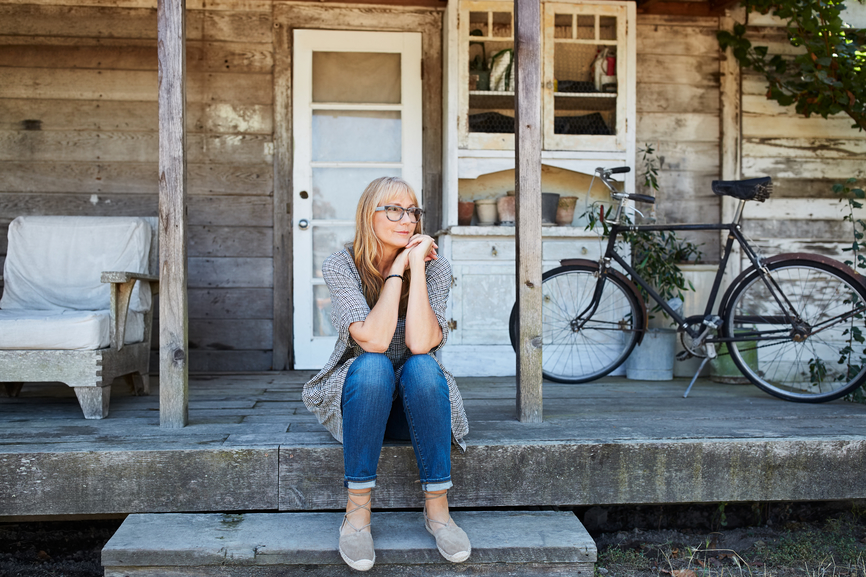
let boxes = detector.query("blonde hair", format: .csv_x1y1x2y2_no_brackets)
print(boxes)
352,176,422,316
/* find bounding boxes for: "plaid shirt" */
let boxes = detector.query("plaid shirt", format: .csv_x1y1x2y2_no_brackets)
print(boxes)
302,249,469,449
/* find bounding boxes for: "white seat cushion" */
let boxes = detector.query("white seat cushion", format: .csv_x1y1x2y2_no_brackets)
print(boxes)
0,309,145,350
0,216,152,313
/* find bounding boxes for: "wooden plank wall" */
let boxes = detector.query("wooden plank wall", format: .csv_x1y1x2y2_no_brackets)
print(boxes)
0,0,276,371
740,17,866,263
635,14,722,257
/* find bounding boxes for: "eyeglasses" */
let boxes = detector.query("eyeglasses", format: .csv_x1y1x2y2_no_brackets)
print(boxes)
375,205,424,223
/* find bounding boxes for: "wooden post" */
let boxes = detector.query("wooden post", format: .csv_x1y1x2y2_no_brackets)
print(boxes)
273,20,292,370
514,0,543,423
158,0,189,428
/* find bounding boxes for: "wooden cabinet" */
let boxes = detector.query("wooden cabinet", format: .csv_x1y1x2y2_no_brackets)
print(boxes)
440,0,635,375
458,0,634,152
440,227,605,376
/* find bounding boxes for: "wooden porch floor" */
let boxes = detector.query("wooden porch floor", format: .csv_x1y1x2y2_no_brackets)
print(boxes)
3,373,866,518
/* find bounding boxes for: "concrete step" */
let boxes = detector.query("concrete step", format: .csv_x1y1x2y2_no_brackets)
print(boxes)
103,510,596,576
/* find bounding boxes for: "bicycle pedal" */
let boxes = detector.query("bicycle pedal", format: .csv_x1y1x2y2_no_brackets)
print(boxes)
675,350,693,362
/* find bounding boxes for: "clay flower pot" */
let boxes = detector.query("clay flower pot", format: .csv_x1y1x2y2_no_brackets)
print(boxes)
497,196,515,225
556,196,578,226
458,201,474,226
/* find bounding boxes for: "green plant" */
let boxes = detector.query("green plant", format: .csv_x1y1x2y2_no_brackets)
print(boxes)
716,502,730,529
717,0,866,132
582,145,703,321
833,178,866,402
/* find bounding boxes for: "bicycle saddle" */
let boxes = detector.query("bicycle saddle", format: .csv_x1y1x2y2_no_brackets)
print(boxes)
711,177,772,202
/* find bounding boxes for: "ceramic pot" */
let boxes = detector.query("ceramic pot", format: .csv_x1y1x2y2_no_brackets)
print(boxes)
497,196,515,225
541,193,560,225
710,342,757,384
556,196,578,226
457,201,474,226
475,199,498,225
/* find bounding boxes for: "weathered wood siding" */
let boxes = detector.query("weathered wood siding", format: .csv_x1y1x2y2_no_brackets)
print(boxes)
635,14,721,257
740,16,866,263
0,0,276,370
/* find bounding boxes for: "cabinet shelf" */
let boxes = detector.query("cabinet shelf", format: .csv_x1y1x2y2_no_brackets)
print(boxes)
555,91,616,98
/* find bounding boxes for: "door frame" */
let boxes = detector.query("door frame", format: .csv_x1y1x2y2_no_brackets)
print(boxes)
292,29,422,370
271,4,444,369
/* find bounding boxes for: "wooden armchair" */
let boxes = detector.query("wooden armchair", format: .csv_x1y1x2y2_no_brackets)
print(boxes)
0,216,158,419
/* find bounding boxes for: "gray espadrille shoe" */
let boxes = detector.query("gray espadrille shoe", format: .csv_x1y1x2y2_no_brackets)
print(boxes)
339,489,375,571
424,491,471,563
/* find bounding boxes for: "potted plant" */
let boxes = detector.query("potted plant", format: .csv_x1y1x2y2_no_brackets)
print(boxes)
625,145,702,380
582,144,703,380
623,225,702,380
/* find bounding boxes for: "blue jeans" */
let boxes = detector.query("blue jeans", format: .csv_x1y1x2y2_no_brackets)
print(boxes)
342,353,453,492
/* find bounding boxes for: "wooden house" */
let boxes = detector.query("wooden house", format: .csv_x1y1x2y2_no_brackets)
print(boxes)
2,0,865,380
4,0,866,524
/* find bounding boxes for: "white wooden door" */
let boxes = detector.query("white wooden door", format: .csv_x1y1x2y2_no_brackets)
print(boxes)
292,30,423,369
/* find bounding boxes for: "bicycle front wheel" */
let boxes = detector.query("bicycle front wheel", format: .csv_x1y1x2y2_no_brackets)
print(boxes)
723,258,866,402
509,264,643,383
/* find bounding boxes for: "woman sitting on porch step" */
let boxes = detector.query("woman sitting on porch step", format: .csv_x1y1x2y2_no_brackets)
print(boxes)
303,176,471,571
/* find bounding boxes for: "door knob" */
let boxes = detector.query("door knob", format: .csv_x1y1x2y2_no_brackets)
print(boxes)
298,219,309,230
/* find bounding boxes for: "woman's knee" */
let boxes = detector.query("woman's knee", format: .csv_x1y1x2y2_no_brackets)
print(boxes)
346,353,395,397
402,354,441,375
400,355,447,397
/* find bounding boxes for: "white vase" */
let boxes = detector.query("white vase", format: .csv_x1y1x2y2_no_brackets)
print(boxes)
475,199,498,225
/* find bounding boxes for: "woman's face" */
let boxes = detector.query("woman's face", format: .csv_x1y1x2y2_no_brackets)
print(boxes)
372,189,418,253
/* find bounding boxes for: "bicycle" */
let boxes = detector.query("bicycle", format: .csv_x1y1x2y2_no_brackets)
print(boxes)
508,166,866,403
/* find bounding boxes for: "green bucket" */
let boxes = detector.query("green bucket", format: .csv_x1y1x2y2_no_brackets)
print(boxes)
710,342,758,384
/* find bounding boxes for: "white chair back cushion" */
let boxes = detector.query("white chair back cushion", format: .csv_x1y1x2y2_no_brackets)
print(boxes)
0,216,153,313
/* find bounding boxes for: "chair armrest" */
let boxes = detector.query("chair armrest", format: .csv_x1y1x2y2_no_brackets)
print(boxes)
101,271,159,283
101,272,159,349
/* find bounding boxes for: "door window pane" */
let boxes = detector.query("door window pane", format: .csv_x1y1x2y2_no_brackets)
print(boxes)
313,284,337,336
313,52,401,103
312,167,402,220
313,225,356,278
312,111,401,162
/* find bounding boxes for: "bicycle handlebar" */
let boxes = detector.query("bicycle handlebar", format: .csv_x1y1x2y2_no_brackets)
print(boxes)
629,193,656,204
609,166,631,174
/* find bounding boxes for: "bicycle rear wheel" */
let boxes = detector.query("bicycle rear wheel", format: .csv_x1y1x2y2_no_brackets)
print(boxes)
722,258,866,402
509,264,643,383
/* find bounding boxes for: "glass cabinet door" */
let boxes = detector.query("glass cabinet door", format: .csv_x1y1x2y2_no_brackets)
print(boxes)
543,2,628,151
459,1,515,150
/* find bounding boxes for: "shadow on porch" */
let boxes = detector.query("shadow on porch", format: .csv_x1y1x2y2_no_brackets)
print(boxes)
2,373,866,518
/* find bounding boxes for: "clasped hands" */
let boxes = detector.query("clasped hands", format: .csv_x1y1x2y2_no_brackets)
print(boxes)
391,234,438,275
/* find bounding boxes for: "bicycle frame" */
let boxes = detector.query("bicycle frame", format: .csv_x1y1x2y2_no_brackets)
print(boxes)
593,200,793,343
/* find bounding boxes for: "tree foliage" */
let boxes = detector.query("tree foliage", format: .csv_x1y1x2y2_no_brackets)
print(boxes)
718,0,866,131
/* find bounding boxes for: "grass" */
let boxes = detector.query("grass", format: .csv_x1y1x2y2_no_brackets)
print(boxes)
596,515,866,577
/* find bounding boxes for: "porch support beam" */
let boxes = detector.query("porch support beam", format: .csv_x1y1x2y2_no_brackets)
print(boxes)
514,0,543,423
272,20,292,370
157,0,189,428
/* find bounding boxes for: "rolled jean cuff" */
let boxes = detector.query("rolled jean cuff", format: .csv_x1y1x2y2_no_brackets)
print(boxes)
422,479,453,492
345,479,377,490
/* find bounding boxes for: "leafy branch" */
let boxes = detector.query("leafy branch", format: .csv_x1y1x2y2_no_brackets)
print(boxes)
718,0,866,131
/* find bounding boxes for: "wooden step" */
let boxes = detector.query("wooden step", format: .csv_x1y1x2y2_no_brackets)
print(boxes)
102,510,596,576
